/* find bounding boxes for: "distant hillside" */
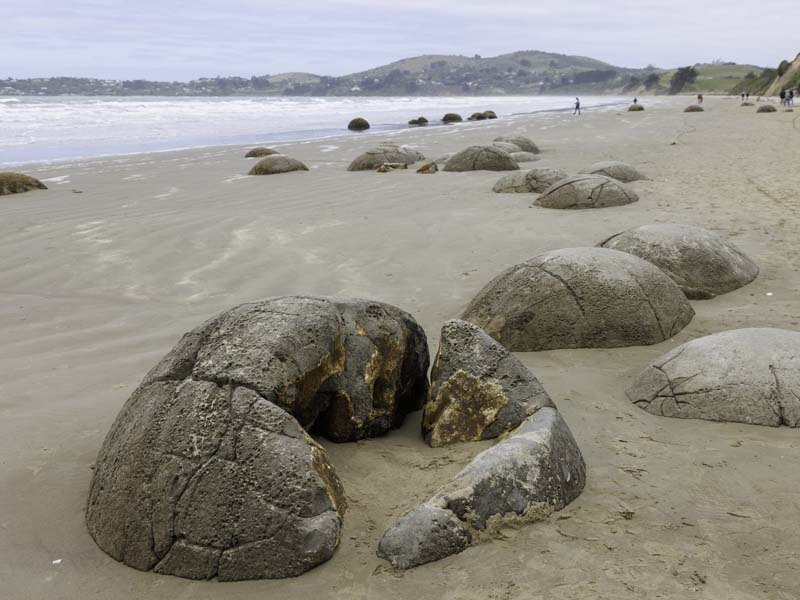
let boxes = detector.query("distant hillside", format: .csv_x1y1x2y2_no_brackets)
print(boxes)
0,51,766,97
730,53,799,96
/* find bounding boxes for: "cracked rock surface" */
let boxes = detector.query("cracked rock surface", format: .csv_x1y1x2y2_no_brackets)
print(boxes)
599,223,759,299
378,407,586,569
347,144,425,171
491,141,522,153
423,320,554,447
493,135,540,154
443,146,520,172
627,328,800,427
535,174,638,209
248,155,309,175
0,172,48,195
492,167,569,193
462,247,694,351
87,296,429,580
580,161,646,183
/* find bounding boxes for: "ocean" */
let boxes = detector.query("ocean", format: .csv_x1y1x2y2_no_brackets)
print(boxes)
0,95,635,166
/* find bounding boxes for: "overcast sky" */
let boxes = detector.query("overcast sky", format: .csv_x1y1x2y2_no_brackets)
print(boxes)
2,0,797,80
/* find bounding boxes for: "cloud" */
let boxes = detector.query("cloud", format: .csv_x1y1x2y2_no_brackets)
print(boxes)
0,0,796,79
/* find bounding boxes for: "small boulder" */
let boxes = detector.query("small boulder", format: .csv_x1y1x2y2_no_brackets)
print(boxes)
442,113,463,123
416,162,438,174
627,328,800,427
347,144,425,171
378,407,585,569
757,104,777,113
628,104,644,111
741,102,755,107
492,167,568,194
535,174,638,209
509,151,539,163
598,223,759,299
491,141,522,153
0,172,47,196
248,156,309,175
494,135,540,154
422,320,554,447
684,105,704,112
408,117,429,126
443,146,520,172
468,112,488,121
348,117,370,131
245,147,279,158
462,247,694,351
580,161,646,183
483,110,498,119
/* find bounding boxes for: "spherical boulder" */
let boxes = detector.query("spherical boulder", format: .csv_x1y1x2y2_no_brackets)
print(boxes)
483,110,498,119
684,105,704,112
248,155,309,175
87,296,430,580
494,135,540,154
580,161,646,183
757,104,777,113
492,141,522,153
348,117,370,131
535,174,638,209
0,172,47,196
492,167,569,194
462,247,694,351
599,223,759,299
408,116,428,126
468,112,487,121
443,146,520,172
628,104,644,111
245,147,279,158
442,113,463,123
347,144,425,171
627,328,800,427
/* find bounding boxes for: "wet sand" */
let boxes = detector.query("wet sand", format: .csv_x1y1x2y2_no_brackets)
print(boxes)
1,96,799,599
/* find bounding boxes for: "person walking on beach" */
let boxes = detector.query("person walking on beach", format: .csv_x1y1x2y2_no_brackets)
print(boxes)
780,89,786,106
633,97,638,104
697,94,703,104
573,97,581,115
790,90,795,106
746,92,750,100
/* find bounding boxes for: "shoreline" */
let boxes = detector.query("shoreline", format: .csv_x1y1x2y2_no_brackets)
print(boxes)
2,95,799,599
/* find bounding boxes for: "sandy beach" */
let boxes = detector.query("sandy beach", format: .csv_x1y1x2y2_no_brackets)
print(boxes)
2,96,799,599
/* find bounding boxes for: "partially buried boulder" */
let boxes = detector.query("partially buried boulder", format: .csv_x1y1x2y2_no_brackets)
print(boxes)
628,104,644,111
491,141,522,153
509,151,539,163
580,161,646,183
535,174,638,209
757,104,777,113
494,135,540,154
492,167,568,193
684,105,704,112
462,247,694,351
0,172,47,196
87,296,430,580
347,144,424,171
248,155,308,175
416,161,438,174
422,319,554,447
378,407,585,569
483,110,498,119
599,223,759,299
442,113,463,123
348,117,370,131
443,146,520,172
741,102,755,107
468,112,488,121
627,328,800,427
408,116,429,126
245,147,279,158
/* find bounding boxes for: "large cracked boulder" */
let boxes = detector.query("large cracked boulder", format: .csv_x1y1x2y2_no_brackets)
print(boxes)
87,296,429,580
627,328,800,427
378,407,586,569
492,167,568,193
462,247,694,351
535,175,638,209
248,155,309,175
0,172,47,195
580,161,646,183
422,320,554,447
491,141,522,153
347,144,425,171
599,224,759,299
494,135,540,154
443,146,520,172
245,147,279,158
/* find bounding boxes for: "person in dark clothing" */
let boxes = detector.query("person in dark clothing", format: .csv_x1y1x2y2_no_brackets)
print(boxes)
573,97,581,115
633,97,638,104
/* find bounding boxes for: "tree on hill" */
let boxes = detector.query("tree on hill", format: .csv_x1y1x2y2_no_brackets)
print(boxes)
643,73,661,89
777,60,791,76
669,66,698,94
